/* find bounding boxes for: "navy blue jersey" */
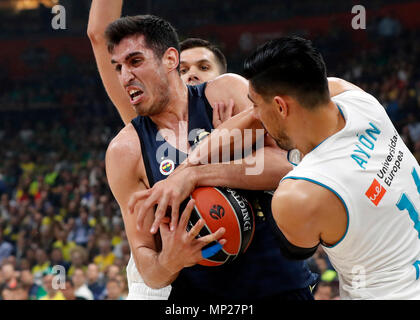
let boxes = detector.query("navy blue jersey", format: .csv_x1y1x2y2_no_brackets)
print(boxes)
131,83,318,301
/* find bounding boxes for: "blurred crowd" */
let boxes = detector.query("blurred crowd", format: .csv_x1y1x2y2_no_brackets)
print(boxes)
0,53,110,113
324,30,420,163
0,2,420,301
0,112,129,300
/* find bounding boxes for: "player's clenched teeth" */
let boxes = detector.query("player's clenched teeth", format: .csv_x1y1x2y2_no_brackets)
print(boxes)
128,88,143,99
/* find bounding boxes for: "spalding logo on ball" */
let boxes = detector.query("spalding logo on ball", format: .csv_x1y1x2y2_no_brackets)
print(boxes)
185,187,255,266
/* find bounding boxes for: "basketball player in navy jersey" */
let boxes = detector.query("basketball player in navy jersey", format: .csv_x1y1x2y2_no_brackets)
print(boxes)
98,13,318,300
88,1,234,299
88,0,232,127
163,37,420,299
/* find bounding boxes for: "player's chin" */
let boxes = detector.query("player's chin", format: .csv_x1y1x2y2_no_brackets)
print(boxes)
133,104,149,116
274,138,294,151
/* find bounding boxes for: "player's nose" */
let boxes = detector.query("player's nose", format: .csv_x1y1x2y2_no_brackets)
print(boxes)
121,65,135,86
187,72,201,84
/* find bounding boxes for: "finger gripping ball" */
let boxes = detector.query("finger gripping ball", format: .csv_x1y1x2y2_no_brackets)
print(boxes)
186,187,255,266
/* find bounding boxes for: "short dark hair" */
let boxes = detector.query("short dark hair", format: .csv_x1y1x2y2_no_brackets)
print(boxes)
180,38,227,74
243,36,329,109
105,15,180,62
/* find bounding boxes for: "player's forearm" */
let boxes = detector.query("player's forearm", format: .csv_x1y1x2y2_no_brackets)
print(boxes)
182,109,263,169
183,78,358,169
189,146,292,191
87,0,137,125
133,247,179,289
87,0,123,42
180,77,360,168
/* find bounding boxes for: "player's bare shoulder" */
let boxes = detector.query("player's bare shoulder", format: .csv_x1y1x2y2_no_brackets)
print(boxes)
275,178,345,218
327,77,364,97
105,123,145,183
107,124,140,159
273,179,320,221
273,178,347,246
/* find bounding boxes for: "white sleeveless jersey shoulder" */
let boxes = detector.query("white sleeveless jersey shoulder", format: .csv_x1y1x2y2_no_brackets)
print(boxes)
125,254,171,300
283,89,420,299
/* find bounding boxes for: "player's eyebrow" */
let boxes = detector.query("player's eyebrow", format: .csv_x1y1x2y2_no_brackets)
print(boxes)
247,94,255,103
111,51,144,64
180,59,211,65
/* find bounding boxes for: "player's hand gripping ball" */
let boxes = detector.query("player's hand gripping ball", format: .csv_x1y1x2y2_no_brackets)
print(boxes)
185,187,255,266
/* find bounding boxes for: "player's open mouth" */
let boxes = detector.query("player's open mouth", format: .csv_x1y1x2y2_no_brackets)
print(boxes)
127,87,144,104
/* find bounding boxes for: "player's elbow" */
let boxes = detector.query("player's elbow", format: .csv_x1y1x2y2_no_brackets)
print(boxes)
87,29,98,43
87,26,104,44
216,73,249,94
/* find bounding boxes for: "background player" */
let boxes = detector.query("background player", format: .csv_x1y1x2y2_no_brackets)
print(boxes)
179,37,234,127
179,37,227,86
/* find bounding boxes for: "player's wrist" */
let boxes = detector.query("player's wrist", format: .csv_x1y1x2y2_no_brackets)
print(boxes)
183,156,198,168
187,166,200,188
157,252,183,276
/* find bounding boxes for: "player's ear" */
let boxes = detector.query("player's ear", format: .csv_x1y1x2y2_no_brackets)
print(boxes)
162,47,179,73
273,96,289,119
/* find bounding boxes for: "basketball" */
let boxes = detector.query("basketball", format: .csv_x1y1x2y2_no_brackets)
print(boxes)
186,187,256,266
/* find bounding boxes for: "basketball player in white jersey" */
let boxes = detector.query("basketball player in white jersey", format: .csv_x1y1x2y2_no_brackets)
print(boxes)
178,36,420,299
244,38,420,299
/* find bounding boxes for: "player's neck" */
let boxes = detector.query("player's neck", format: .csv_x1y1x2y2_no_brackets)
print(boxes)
299,100,345,155
149,76,189,132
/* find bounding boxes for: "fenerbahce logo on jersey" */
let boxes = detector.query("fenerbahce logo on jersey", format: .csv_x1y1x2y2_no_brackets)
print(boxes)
159,159,175,176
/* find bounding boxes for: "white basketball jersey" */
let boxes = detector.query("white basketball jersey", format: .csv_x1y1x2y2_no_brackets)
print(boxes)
126,254,171,300
282,90,420,299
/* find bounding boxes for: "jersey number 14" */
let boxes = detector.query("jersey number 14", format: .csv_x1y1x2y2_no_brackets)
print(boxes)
396,167,420,279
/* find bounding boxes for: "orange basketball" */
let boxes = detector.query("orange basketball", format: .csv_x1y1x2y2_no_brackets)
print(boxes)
186,187,255,266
